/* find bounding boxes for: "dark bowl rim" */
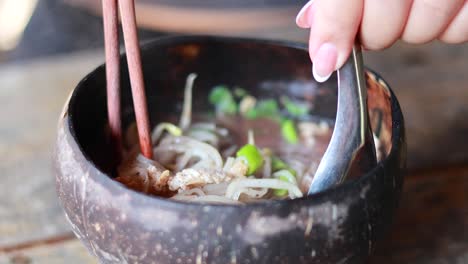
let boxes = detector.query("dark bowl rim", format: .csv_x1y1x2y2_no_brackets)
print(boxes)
66,34,404,209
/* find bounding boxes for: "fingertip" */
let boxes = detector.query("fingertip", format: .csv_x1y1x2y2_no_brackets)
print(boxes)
311,42,338,83
305,0,363,77
296,0,315,28
312,63,333,83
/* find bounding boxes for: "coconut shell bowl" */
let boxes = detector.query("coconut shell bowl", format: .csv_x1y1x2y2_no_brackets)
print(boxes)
54,35,406,264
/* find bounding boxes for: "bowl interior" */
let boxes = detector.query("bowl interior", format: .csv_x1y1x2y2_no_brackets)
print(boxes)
68,36,393,190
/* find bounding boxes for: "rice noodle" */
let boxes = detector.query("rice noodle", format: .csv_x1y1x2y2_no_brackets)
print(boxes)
190,122,216,131
172,187,205,197
238,187,269,201
185,129,219,147
175,151,194,171
223,157,235,172
202,182,230,196
247,129,255,145
175,195,242,205
222,157,248,177
154,135,223,169
179,73,197,130
188,122,229,143
226,178,303,200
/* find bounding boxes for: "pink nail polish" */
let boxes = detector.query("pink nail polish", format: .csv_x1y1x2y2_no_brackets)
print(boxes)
296,0,315,28
312,43,337,83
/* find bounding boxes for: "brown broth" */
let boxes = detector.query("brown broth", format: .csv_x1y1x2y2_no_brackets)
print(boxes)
216,116,332,192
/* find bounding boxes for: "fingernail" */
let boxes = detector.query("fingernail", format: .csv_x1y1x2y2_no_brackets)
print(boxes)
312,43,337,83
296,0,315,28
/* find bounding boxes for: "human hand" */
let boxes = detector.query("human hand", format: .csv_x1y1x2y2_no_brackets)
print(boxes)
296,0,468,82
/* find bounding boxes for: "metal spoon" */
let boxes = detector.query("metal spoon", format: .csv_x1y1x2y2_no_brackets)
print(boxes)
308,43,377,195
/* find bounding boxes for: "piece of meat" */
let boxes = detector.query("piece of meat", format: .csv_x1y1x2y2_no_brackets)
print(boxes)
223,157,249,177
168,168,236,191
115,154,172,195
228,159,249,177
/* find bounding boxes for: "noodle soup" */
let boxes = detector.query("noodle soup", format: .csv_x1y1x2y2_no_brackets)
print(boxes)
115,74,338,204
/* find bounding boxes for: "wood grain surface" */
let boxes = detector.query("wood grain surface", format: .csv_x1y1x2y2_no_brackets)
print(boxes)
0,238,97,264
0,52,103,248
370,166,468,264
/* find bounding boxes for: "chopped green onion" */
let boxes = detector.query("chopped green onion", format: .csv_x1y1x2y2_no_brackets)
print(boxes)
281,96,309,117
208,86,237,114
233,87,248,98
256,99,279,116
236,144,264,175
218,98,237,114
209,85,230,104
271,156,287,170
281,119,298,144
244,99,279,119
244,108,258,119
271,157,297,176
273,170,297,196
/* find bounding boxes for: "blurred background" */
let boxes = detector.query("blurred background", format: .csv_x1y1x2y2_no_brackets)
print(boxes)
0,0,305,62
0,0,467,263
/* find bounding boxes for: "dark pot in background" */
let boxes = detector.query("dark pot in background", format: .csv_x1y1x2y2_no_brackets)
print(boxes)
54,36,405,263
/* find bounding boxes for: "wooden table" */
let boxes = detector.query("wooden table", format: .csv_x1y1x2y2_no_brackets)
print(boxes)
0,41,467,263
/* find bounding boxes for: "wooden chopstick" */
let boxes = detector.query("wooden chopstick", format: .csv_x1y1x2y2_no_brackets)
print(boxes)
103,0,153,159
102,0,122,161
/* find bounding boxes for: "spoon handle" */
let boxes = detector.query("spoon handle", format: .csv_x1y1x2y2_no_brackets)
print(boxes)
308,43,377,195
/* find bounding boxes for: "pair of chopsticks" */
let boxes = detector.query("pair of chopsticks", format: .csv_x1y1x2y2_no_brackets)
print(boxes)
102,0,152,160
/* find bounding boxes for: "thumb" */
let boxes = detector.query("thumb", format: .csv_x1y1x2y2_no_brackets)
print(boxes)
296,0,363,82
